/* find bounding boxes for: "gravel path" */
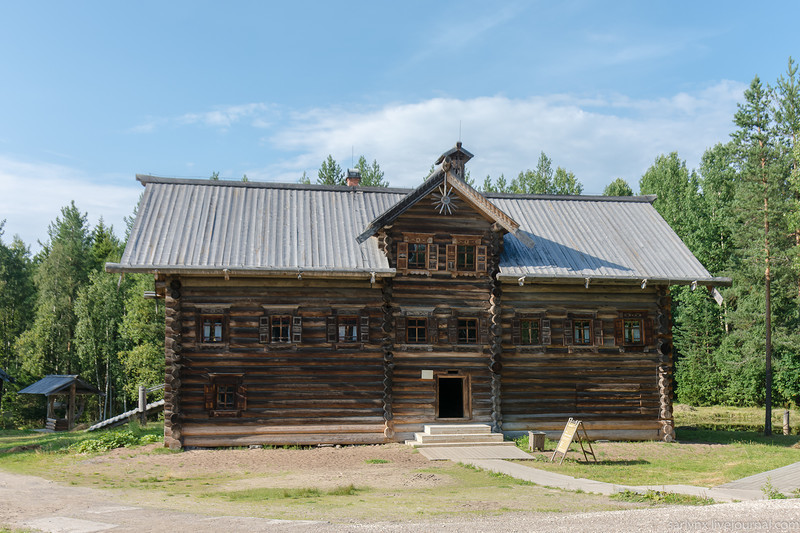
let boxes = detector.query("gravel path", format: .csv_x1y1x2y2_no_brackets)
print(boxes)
2,470,799,532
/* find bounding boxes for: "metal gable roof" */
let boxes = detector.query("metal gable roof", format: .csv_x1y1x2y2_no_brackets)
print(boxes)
18,375,101,396
488,194,725,284
108,176,727,286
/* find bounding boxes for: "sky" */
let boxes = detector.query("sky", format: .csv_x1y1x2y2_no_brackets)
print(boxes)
0,1,798,250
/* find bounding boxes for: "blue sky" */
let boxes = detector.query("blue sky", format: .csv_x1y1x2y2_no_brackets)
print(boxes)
0,1,798,249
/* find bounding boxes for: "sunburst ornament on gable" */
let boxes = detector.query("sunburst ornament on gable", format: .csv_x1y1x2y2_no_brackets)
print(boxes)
432,180,458,215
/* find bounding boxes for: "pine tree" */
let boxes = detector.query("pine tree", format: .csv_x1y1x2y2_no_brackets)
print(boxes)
730,76,792,433
354,156,389,187
317,155,344,185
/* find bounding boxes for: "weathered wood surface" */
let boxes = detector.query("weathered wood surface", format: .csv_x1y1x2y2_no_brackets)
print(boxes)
160,188,674,447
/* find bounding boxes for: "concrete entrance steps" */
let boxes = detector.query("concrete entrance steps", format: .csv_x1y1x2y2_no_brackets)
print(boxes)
405,424,515,448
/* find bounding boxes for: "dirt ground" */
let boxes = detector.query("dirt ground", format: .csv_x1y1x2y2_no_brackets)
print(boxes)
74,442,444,490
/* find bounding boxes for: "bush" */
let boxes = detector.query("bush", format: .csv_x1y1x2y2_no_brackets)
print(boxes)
69,428,162,453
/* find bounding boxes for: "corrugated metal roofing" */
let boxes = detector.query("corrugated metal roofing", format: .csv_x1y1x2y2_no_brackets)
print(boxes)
489,195,715,283
110,176,722,285
18,375,101,396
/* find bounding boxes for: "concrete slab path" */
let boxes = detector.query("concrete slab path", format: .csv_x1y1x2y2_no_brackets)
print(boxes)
718,461,800,493
460,458,800,502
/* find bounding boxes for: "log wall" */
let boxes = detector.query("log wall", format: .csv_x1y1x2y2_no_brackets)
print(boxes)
500,282,674,441
169,277,387,447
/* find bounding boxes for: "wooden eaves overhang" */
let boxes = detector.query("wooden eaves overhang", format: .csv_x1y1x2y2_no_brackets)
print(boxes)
356,163,532,247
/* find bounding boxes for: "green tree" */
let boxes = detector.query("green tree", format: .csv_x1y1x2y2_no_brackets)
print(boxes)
603,178,634,196
0,226,36,412
728,76,794,431
508,152,583,194
118,275,164,402
74,270,128,419
16,203,93,376
354,156,389,187
317,155,344,185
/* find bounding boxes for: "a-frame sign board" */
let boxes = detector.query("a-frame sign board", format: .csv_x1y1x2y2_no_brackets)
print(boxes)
550,417,597,464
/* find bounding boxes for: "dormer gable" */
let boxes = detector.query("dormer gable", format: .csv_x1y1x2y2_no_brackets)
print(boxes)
357,143,532,247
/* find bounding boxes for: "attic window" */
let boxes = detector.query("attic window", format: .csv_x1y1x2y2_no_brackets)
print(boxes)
397,234,438,273
446,235,487,275
456,246,475,271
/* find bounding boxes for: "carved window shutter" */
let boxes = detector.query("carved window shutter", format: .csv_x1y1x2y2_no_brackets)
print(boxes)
326,316,337,343
614,319,624,346
397,242,408,271
511,317,521,345
259,316,269,344
427,316,437,344
644,317,655,346
236,384,247,413
448,317,458,344
428,243,439,270
541,319,552,345
594,321,604,346
476,245,488,272
204,384,214,410
479,315,489,344
563,319,573,345
395,316,406,343
292,316,303,343
360,313,370,343
446,244,457,272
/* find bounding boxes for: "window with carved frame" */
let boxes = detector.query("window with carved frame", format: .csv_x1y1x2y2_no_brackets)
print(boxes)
615,311,650,347
204,374,246,417
457,318,478,344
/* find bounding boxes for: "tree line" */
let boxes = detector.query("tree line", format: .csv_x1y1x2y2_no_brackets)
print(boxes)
1,59,798,428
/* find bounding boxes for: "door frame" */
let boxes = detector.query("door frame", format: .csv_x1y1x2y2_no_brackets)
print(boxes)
434,371,472,420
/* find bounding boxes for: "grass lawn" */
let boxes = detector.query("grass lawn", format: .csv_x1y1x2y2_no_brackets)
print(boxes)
512,404,800,488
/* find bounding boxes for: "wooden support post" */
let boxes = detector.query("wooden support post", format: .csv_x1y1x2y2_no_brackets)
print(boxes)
139,385,147,426
784,410,790,436
67,382,76,430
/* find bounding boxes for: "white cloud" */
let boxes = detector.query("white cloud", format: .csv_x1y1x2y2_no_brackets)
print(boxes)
131,103,277,133
0,156,141,250
265,81,746,192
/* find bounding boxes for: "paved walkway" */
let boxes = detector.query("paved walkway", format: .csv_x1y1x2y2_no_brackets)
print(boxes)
459,458,800,503
718,461,800,493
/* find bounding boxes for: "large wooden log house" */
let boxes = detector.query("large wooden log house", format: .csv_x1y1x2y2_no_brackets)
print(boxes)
107,143,729,449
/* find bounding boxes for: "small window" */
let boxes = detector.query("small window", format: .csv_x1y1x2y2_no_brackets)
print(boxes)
338,316,359,343
408,243,427,269
456,245,476,271
216,384,236,410
457,318,478,344
271,315,291,343
202,316,224,343
520,319,540,344
624,319,642,344
407,318,427,344
573,320,592,345
204,374,246,417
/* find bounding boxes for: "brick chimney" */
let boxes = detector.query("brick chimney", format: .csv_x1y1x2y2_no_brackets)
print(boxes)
345,168,361,187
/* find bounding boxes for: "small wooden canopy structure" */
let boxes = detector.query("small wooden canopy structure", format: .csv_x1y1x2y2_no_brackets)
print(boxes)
18,375,101,431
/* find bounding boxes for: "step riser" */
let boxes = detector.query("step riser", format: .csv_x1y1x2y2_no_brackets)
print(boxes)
413,434,505,444
406,441,517,449
424,424,492,435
